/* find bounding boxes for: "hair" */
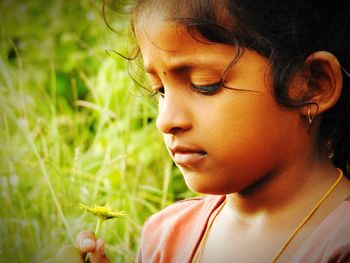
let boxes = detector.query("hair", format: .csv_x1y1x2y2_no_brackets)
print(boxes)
106,0,350,176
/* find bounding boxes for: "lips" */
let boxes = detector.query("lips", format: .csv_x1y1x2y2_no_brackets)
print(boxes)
169,146,207,167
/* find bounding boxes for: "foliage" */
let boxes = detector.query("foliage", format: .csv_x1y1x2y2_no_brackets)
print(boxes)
0,0,192,262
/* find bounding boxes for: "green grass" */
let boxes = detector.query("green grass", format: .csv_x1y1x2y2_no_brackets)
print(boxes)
0,0,192,261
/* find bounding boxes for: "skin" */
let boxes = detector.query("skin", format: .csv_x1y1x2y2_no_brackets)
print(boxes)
46,231,109,263
139,20,307,196
136,14,350,263
52,13,350,263
135,14,345,195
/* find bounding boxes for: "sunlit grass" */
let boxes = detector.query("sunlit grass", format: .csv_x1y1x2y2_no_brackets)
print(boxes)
0,0,192,262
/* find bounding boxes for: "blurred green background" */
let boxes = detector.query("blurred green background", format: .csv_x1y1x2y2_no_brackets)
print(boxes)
0,0,192,261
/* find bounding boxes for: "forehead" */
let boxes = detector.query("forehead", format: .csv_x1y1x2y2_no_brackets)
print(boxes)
135,14,235,73
135,11,207,52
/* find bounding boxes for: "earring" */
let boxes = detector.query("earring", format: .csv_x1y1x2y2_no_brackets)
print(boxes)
307,107,314,125
341,65,350,78
307,104,319,133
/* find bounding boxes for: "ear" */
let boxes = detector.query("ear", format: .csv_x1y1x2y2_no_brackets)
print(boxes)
299,51,343,118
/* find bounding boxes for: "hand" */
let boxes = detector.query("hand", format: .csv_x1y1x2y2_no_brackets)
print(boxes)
46,230,110,263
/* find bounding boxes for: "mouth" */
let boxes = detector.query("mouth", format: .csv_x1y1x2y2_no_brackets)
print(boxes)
169,146,207,167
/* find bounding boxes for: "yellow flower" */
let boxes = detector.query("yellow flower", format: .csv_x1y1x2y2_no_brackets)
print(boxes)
79,203,127,221
79,203,126,238
80,203,126,262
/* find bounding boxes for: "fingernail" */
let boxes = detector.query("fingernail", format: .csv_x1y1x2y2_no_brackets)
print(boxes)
80,238,94,250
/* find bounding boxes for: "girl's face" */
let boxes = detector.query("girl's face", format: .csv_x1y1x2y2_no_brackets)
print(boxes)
136,16,305,195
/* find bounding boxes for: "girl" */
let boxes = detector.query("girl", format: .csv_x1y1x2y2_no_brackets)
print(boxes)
58,0,350,262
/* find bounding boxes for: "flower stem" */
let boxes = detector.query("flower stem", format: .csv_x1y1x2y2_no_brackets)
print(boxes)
95,217,104,238
85,217,105,263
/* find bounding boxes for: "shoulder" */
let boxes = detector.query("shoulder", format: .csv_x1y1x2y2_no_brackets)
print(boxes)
145,195,223,226
292,198,350,262
141,195,224,239
137,195,225,263
323,199,350,256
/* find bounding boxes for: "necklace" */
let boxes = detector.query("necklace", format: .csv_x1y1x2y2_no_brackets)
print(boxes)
191,199,226,263
271,169,344,262
191,169,344,263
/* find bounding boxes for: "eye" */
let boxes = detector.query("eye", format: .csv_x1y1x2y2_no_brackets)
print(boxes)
151,87,165,99
191,81,222,95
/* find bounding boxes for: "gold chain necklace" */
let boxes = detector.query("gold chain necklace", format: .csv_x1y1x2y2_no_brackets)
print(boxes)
192,169,344,263
272,169,343,262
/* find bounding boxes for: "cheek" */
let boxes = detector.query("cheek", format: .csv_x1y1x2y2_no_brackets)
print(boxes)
212,130,276,166
201,100,293,169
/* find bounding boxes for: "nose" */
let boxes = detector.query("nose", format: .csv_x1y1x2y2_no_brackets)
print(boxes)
156,91,192,135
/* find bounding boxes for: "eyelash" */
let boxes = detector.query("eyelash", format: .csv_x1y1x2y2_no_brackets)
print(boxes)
191,82,222,95
151,81,223,98
150,88,165,99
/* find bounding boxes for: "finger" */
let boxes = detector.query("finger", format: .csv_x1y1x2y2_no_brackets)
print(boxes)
96,238,105,257
76,230,96,254
87,238,110,263
55,245,84,263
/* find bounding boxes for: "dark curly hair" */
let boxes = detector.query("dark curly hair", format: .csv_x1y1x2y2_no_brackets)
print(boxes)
107,0,350,177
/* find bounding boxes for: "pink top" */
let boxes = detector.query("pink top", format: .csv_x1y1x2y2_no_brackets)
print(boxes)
137,195,350,263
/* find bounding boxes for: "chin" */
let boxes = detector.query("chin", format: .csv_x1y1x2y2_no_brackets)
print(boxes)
182,167,266,195
184,177,239,196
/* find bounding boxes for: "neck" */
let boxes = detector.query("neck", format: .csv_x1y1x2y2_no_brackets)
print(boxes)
225,151,339,222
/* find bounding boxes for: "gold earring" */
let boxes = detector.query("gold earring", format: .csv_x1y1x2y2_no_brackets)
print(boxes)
307,107,313,125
